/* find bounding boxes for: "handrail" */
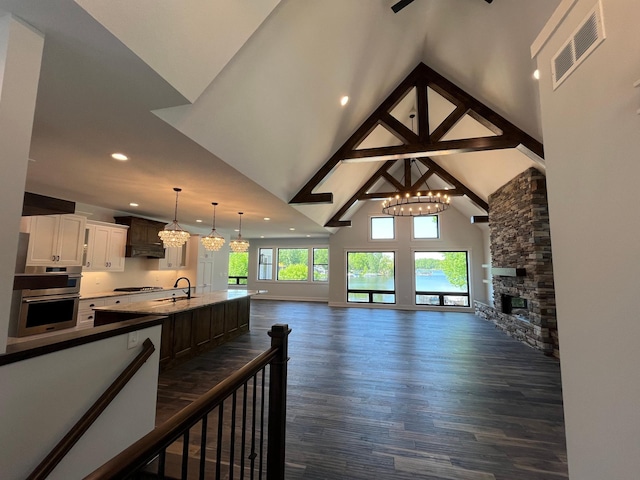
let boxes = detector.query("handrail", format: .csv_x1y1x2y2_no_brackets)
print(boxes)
27,338,156,480
85,345,280,479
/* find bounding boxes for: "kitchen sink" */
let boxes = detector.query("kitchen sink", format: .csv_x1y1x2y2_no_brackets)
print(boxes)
153,296,197,303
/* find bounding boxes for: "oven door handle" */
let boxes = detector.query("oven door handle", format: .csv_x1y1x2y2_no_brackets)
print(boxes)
23,294,81,303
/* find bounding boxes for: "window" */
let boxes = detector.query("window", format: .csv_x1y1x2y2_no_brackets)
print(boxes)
347,251,395,304
277,248,309,281
370,217,394,240
258,248,273,280
228,252,248,285
313,248,329,282
413,215,439,239
414,251,469,306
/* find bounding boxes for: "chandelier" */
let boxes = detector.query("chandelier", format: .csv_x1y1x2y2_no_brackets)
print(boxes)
382,191,450,216
229,212,250,253
201,202,226,251
158,187,191,248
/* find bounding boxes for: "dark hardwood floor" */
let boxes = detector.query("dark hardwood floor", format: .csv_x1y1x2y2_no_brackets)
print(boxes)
156,300,567,479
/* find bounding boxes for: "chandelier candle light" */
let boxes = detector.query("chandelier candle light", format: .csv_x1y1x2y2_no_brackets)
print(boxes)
158,187,191,248
382,191,450,216
201,202,225,251
229,212,250,253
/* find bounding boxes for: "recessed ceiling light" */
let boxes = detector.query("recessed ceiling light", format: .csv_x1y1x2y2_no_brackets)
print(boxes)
289,228,295,231
340,96,349,106
234,229,240,232
111,153,128,161
196,219,203,223
260,235,265,238
533,69,540,80
129,202,139,207
263,217,270,221
306,235,311,238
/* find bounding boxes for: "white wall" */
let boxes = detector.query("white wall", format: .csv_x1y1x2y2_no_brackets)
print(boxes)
0,16,44,352
0,325,162,479
535,0,640,477
247,237,330,302
328,199,486,309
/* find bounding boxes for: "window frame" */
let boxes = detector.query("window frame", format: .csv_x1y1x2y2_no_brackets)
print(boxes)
227,251,249,287
369,216,396,241
255,245,330,283
346,250,396,304
413,250,471,307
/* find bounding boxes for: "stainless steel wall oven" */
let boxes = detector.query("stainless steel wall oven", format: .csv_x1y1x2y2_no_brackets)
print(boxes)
10,265,82,337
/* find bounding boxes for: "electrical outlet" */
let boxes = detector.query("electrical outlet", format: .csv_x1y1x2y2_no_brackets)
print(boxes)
127,331,139,349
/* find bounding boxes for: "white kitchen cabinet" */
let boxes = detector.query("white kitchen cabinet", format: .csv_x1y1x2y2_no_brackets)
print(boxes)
77,295,130,327
21,214,86,267
83,221,128,272
157,243,188,270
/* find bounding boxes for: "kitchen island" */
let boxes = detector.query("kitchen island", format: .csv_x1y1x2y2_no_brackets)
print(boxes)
94,290,261,370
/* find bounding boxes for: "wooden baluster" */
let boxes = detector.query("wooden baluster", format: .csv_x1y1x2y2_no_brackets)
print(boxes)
266,324,290,480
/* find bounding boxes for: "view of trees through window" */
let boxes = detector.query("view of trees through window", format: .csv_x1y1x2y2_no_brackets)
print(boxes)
413,215,439,239
347,251,395,303
277,248,309,281
228,252,248,285
313,248,329,281
414,251,469,306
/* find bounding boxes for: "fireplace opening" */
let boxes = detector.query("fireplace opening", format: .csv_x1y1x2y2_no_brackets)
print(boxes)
501,294,528,317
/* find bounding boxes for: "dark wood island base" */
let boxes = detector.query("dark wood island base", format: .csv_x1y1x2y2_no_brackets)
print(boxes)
94,292,254,371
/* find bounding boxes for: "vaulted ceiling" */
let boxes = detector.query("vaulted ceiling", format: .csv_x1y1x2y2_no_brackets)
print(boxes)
0,0,560,239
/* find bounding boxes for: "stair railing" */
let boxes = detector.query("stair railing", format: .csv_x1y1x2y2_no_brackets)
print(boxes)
84,323,291,480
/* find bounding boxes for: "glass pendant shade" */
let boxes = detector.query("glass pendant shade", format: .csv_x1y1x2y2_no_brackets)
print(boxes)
201,202,225,251
229,212,250,253
158,187,190,248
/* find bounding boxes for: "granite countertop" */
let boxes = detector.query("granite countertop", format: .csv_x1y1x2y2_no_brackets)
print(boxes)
80,288,177,300
93,289,264,315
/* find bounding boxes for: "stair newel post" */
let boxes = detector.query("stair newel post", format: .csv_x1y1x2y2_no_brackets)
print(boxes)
266,324,290,480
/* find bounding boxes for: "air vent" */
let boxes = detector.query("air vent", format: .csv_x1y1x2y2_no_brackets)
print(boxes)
552,1,606,90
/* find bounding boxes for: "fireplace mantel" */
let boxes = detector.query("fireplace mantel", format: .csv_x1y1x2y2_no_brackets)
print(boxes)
491,267,526,277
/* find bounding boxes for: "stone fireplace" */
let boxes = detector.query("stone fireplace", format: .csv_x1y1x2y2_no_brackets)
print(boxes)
474,168,559,357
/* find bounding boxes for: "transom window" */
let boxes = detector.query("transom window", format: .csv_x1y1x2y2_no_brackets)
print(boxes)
414,251,469,307
347,251,395,304
370,217,395,240
413,215,439,239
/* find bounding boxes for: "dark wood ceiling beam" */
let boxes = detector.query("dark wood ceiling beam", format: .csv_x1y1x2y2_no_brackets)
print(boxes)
410,168,436,191
291,64,425,204
418,158,489,212
381,171,405,191
325,160,397,228
418,63,544,158
417,79,429,143
430,104,468,142
471,215,489,224
342,135,519,162
378,113,420,144
403,159,412,188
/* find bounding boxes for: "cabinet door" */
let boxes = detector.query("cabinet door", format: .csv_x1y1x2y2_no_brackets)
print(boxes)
193,306,212,351
91,225,110,270
173,311,193,359
107,227,127,271
225,300,239,339
57,215,86,266
211,304,226,345
25,215,59,265
159,316,173,369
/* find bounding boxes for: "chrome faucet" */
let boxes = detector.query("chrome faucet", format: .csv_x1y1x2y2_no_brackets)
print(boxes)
174,276,192,299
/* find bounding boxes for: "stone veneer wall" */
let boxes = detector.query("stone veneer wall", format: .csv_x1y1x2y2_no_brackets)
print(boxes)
474,168,559,357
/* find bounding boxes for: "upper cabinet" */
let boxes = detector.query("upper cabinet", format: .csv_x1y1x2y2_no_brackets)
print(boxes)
83,221,128,272
157,243,188,270
114,216,166,258
21,214,86,267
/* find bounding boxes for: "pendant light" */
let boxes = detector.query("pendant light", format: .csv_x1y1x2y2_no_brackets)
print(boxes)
229,212,250,253
158,187,190,248
201,202,225,251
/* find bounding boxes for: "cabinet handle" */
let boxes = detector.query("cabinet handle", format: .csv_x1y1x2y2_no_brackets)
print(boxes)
115,300,120,304
87,261,91,267
56,255,60,261
88,315,94,320
52,255,56,261
90,303,95,308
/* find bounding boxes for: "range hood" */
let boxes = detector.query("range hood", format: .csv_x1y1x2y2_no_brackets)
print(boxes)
114,216,167,258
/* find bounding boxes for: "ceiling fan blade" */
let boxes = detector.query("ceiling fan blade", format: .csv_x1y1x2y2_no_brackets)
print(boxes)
391,0,415,14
